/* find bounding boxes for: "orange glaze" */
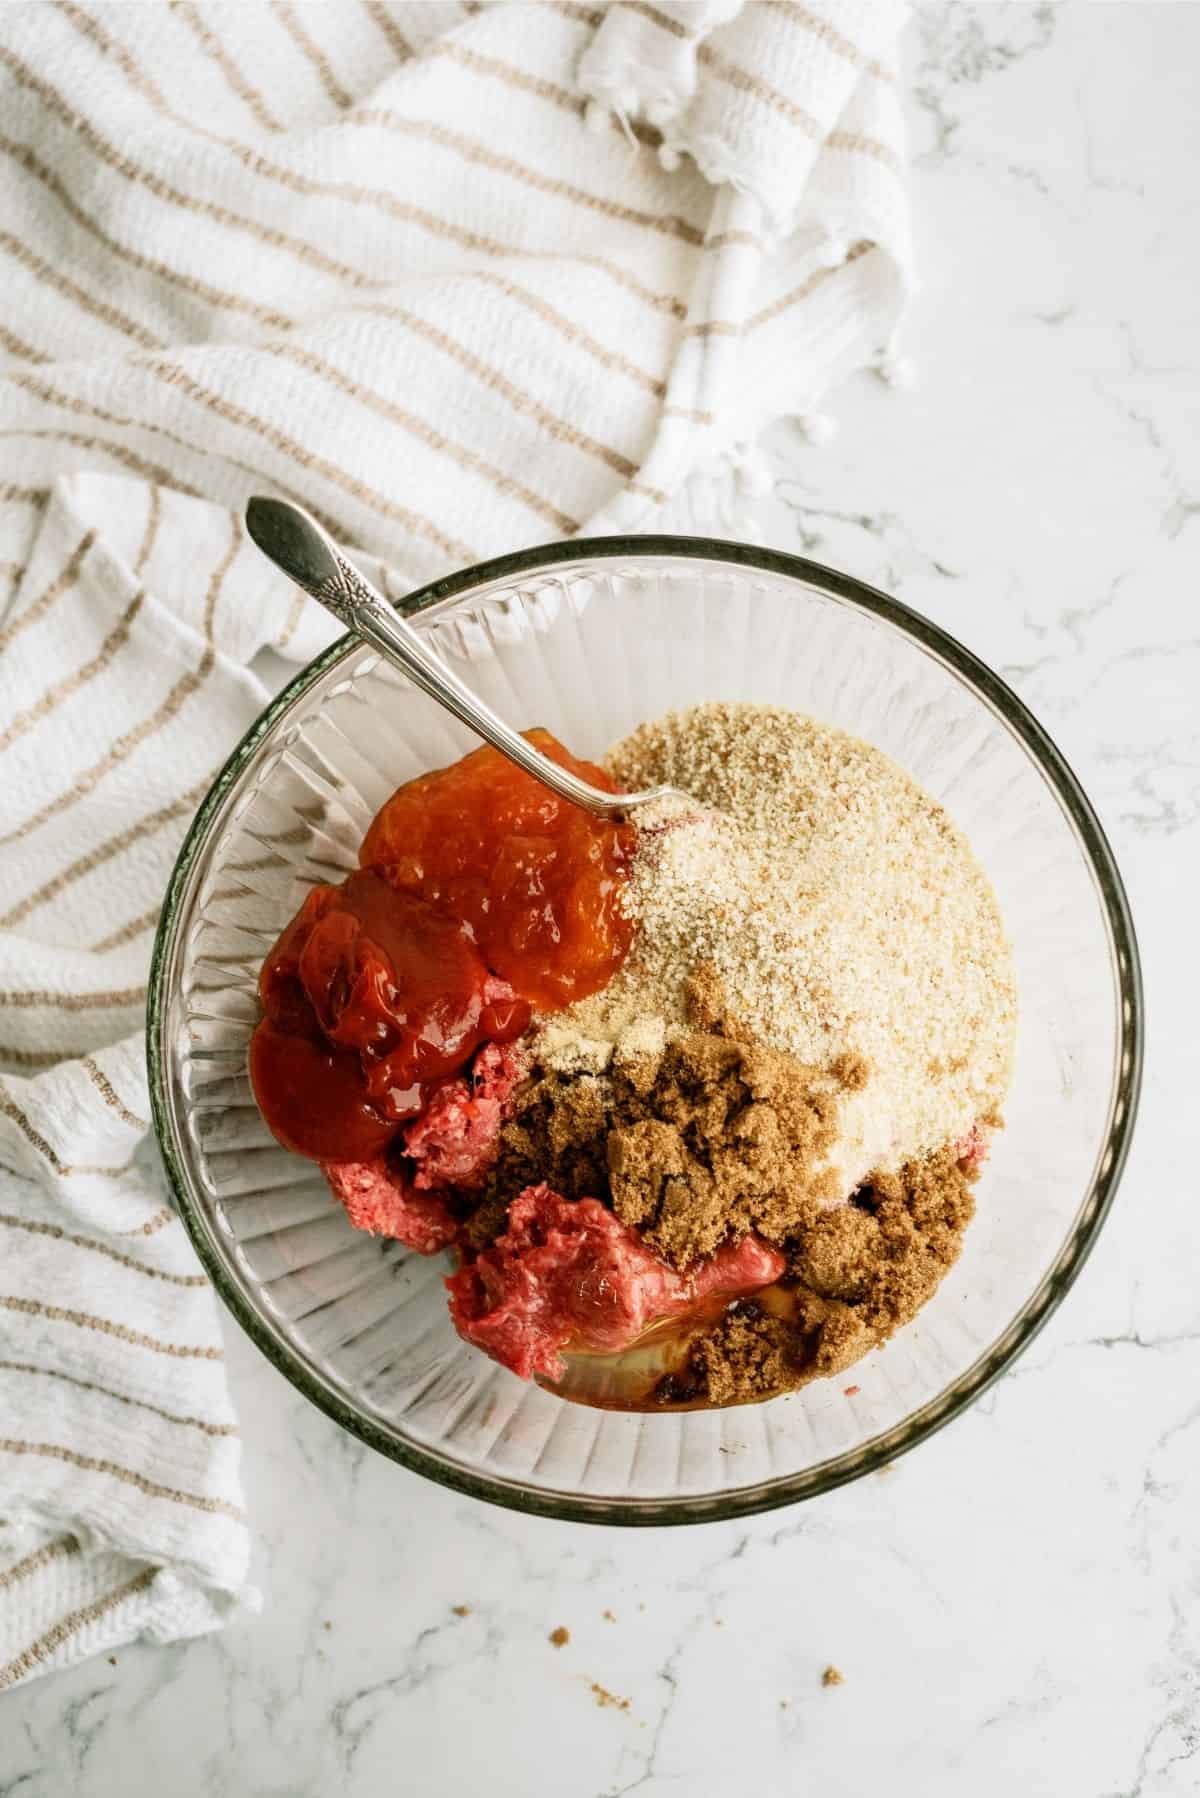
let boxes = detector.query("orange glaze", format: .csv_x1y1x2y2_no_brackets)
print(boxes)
250,731,635,1162
360,728,636,1010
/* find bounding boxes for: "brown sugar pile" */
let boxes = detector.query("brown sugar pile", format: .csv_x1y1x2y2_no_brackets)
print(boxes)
462,969,978,1401
673,1141,976,1405
468,970,866,1267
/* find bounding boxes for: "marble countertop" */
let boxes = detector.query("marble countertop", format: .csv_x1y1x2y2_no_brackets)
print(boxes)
5,4,1197,1793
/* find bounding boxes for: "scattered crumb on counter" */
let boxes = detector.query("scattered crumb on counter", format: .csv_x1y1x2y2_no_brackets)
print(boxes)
822,1665,845,1688
591,1682,631,1711
108,1656,117,1666
322,1620,332,1632
779,1698,789,1709
550,1626,570,1647
452,1604,471,1617
602,1608,616,1621
844,1384,860,1396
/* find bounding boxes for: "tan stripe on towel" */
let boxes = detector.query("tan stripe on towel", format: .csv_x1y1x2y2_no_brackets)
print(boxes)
0,49,370,291
54,0,173,111
0,1215,203,1287
827,129,901,173
202,510,244,638
462,271,666,396
353,112,703,244
0,1534,79,1593
0,590,145,758
115,1205,176,1238
0,986,146,1011
0,529,96,657
696,43,823,141
346,302,639,479
133,482,162,576
362,0,412,62
0,323,49,364
0,481,48,506
624,2,690,38
749,241,870,329
0,53,685,319
0,1087,136,1179
91,906,163,955
0,651,213,848
0,228,164,351
80,1057,148,1132
0,135,297,332
0,1442,243,1515
427,38,661,149
0,775,207,932
0,1045,85,1072
0,426,203,497
271,0,353,110
0,531,240,843
758,0,894,82
0,1296,223,1359
171,0,286,133
265,341,580,534
0,1568,157,1692
140,359,480,560
0,1360,236,1437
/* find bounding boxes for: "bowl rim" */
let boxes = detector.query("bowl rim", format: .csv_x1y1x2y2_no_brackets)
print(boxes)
147,533,1144,1525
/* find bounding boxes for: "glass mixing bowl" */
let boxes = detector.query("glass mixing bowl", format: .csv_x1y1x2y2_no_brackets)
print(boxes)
148,538,1142,1524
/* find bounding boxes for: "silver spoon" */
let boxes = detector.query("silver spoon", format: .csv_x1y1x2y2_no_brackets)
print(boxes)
245,497,675,822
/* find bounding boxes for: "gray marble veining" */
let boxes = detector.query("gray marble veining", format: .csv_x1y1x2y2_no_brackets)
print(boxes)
3,6,1198,1794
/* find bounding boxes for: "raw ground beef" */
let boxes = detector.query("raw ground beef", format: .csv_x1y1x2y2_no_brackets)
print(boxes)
404,1040,526,1190
320,1158,460,1255
954,1123,990,1170
445,1183,786,1382
320,1039,526,1253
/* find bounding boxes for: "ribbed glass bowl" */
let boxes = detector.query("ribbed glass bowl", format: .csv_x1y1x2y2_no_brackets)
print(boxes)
148,537,1141,1524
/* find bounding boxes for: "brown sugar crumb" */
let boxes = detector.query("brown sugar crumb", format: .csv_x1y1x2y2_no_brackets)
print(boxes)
843,1384,860,1396
451,1605,471,1617
591,1681,631,1711
602,1609,616,1622
666,1141,975,1404
549,1626,570,1648
686,1306,801,1406
471,971,858,1267
822,1665,845,1688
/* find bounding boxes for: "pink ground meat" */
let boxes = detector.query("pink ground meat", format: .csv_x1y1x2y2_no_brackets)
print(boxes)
404,1039,526,1191
955,1123,990,1170
320,1157,460,1255
320,1039,526,1253
445,1183,787,1383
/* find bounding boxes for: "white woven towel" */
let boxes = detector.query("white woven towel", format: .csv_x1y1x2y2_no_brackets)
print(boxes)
0,0,911,1686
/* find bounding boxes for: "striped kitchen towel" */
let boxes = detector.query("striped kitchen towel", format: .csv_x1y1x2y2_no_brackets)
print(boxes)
0,0,911,1685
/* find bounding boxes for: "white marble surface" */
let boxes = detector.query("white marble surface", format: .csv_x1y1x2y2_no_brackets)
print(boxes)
4,4,1198,1792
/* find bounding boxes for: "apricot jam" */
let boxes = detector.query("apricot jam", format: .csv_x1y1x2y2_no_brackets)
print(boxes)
359,728,636,1010
250,731,634,1162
